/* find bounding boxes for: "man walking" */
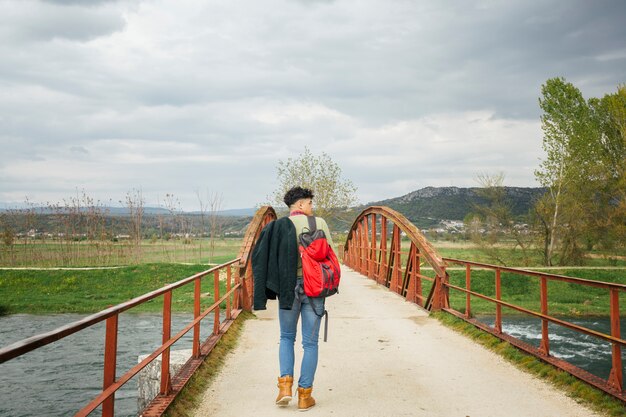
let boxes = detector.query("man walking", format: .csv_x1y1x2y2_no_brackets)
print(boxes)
252,186,334,411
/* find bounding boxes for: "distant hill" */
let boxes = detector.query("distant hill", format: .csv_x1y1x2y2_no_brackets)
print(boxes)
363,186,546,229
0,205,256,217
1,187,545,233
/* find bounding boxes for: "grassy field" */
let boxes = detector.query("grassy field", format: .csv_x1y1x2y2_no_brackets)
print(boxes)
1,237,625,316
430,240,626,267
0,238,244,267
0,263,235,315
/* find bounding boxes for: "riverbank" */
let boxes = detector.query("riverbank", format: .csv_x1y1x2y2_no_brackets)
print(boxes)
1,264,625,316
0,263,229,315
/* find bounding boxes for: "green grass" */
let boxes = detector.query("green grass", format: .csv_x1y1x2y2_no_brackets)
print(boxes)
163,311,254,417
432,312,625,416
0,263,236,315
434,244,626,268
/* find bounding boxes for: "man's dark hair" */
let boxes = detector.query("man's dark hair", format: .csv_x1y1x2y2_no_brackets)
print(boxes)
283,186,314,207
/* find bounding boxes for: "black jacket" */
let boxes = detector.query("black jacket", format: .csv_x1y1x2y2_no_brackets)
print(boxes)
252,217,298,310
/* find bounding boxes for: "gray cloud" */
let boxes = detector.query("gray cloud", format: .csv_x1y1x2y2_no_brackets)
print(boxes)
1,1,126,42
70,146,89,154
0,0,624,209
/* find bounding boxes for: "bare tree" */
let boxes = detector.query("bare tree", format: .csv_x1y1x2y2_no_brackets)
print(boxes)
470,173,533,266
196,189,208,261
124,188,145,261
208,191,223,263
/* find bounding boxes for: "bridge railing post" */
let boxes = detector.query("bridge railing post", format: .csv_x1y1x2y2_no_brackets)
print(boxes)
213,270,220,335
379,216,387,285
430,268,448,312
539,276,550,356
465,264,471,319
226,265,232,320
495,268,502,334
160,290,172,395
233,267,241,311
193,278,201,358
608,289,623,392
360,220,367,274
367,214,376,279
102,314,118,417
415,249,422,306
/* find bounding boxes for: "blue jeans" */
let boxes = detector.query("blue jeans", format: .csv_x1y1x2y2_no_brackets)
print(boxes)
279,287,325,388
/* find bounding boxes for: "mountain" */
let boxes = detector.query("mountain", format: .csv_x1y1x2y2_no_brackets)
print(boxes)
363,186,546,229
0,187,545,233
0,205,256,217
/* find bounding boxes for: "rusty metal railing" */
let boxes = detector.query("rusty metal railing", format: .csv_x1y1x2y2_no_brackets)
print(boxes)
0,260,242,416
442,258,625,401
343,206,625,403
342,206,448,309
0,206,277,416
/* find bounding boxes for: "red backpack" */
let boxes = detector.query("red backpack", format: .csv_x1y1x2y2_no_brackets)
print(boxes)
298,216,341,298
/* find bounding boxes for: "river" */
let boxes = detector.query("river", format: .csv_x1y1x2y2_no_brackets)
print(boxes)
476,315,623,380
0,314,621,416
0,313,215,417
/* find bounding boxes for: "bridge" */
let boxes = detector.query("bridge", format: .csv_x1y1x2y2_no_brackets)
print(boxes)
0,206,623,416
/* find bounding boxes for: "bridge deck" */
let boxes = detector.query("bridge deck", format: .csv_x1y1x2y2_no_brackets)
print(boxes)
193,267,600,417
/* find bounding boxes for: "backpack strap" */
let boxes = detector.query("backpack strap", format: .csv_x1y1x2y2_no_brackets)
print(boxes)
306,216,317,233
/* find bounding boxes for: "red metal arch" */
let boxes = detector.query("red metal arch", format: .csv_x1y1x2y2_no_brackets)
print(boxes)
237,206,277,311
344,205,626,402
343,206,449,310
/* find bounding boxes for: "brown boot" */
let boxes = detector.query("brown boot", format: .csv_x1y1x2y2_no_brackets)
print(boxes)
297,386,316,411
275,376,293,406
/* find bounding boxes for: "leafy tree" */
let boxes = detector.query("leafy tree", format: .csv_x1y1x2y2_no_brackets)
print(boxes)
535,77,590,265
270,147,358,218
535,78,626,264
590,85,626,247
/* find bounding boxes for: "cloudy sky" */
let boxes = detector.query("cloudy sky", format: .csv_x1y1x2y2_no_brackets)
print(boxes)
1,0,625,210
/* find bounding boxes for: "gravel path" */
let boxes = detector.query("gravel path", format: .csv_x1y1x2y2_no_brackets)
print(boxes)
193,267,602,417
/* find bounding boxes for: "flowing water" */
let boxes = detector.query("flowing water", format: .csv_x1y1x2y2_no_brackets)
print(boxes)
476,315,624,380
0,313,216,417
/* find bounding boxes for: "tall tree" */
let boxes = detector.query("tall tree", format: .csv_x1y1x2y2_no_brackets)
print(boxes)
597,85,626,247
270,147,358,218
535,79,626,264
535,77,589,265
